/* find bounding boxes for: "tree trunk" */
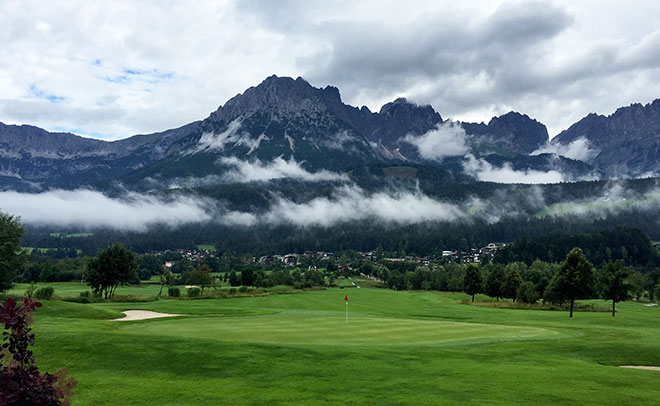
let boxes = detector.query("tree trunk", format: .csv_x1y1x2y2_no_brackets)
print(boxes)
471,293,475,302
612,300,616,317
569,298,574,318
158,284,164,296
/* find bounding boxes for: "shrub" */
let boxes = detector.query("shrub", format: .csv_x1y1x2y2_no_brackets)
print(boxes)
34,287,55,300
187,287,201,297
0,298,77,404
63,296,90,304
80,291,91,298
228,288,237,295
238,286,248,293
168,287,180,298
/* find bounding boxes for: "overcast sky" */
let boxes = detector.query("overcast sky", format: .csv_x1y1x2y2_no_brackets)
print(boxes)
2,0,660,140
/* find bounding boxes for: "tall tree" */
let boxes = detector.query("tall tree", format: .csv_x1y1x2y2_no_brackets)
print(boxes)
0,212,25,293
502,268,523,300
86,244,138,298
546,247,595,318
463,265,482,302
485,265,505,301
600,260,630,317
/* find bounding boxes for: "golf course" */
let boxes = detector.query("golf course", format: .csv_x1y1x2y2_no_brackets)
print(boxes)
19,285,660,405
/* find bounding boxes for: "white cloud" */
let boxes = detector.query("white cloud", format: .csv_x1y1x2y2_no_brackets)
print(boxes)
261,185,466,227
219,156,347,183
463,155,565,184
1,1,660,140
403,122,469,160
0,189,212,231
196,119,245,152
531,137,599,162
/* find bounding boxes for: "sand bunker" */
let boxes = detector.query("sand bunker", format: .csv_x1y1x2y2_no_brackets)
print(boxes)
620,366,660,371
111,310,182,321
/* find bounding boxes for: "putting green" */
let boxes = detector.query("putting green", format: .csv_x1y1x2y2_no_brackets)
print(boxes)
125,312,561,347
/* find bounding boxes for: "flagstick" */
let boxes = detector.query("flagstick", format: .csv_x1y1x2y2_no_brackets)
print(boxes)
345,301,348,324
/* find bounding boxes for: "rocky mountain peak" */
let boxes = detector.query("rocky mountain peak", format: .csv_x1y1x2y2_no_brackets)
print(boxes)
208,75,331,123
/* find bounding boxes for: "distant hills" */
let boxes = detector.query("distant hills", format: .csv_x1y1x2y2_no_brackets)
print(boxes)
2,75,660,190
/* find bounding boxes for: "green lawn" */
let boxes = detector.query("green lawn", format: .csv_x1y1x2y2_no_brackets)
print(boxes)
17,288,660,405
196,244,217,252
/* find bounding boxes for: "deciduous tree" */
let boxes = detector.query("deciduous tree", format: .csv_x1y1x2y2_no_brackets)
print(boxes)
86,244,138,299
0,212,25,294
545,247,595,317
600,260,630,317
463,265,482,302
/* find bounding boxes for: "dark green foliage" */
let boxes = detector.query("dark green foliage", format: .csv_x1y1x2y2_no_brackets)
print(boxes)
502,267,523,300
0,212,25,293
184,266,216,294
228,271,240,287
599,260,631,317
463,265,482,302
521,260,555,299
516,281,539,304
544,248,595,317
167,287,180,298
241,268,255,287
33,287,54,300
187,288,201,297
138,255,162,280
86,244,138,299
485,265,505,301
495,227,659,268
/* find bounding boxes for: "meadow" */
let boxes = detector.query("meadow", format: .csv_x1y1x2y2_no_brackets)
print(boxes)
11,285,660,405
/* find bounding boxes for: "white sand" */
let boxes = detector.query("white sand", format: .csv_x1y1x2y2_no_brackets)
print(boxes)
620,366,660,371
111,310,182,321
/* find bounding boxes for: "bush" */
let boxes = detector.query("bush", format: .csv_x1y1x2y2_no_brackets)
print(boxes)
228,288,237,295
0,298,77,404
168,287,180,298
188,287,201,297
34,287,55,300
63,296,91,304
238,285,248,293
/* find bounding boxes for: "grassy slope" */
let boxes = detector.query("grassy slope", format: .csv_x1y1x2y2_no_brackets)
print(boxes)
25,288,660,405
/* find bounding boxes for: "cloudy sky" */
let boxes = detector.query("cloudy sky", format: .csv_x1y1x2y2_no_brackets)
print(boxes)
1,0,659,140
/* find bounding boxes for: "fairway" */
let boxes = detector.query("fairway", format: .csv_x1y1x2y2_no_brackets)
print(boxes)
27,288,660,405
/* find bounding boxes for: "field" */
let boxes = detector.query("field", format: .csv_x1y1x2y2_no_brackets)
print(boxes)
14,286,660,405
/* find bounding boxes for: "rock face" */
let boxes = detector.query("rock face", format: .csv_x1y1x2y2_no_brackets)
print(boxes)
1,75,659,189
552,100,660,177
461,112,549,156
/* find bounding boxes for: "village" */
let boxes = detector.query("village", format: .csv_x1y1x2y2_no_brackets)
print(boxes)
155,242,507,271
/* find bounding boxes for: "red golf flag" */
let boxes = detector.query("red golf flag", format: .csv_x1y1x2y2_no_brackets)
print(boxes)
344,294,348,302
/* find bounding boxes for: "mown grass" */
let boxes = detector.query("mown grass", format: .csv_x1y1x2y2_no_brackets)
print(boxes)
18,288,660,405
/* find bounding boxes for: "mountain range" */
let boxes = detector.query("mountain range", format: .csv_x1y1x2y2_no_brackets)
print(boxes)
2,75,660,191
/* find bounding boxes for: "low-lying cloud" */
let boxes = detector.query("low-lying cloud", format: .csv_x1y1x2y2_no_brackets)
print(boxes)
403,122,469,160
219,156,347,183
463,155,565,184
163,157,347,188
195,119,248,152
259,185,466,227
0,189,212,231
0,186,469,231
532,137,599,162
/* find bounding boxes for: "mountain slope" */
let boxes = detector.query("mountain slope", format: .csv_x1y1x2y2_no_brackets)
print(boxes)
552,99,660,177
3,75,660,190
